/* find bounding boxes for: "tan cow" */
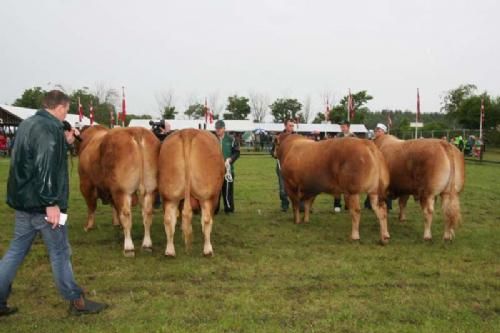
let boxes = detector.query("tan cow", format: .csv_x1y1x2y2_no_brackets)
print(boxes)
78,126,160,256
158,129,224,257
373,135,465,240
274,133,391,243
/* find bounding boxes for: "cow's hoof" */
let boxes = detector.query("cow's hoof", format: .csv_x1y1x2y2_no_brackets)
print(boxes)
350,238,360,243
203,251,214,257
142,246,153,253
84,226,95,232
379,238,390,246
123,250,135,257
165,252,176,258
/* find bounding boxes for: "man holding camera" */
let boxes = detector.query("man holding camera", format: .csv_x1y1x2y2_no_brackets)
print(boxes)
0,90,107,316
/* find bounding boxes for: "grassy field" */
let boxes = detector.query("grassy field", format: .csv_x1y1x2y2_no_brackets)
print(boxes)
0,152,499,333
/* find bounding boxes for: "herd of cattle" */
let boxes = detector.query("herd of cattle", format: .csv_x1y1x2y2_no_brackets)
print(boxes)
76,126,464,257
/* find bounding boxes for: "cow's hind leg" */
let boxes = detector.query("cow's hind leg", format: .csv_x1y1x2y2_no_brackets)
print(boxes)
441,193,461,241
369,194,390,244
303,196,315,224
81,182,98,232
200,200,214,257
182,200,194,254
111,205,120,227
163,201,178,257
420,195,435,241
114,192,135,257
346,194,361,241
398,195,409,223
141,191,154,251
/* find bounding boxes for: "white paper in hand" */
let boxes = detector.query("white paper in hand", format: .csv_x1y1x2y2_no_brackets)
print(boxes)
45,213,68,226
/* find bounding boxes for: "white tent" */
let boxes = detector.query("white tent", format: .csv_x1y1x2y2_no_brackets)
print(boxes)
0,104,94,127
128,119,367,134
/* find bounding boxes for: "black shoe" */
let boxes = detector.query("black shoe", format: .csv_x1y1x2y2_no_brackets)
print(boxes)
69,297,108,316
0,306,18,317
281,207,288,212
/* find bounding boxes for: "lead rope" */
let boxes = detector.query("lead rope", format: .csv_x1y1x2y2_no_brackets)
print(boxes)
224,160,233,183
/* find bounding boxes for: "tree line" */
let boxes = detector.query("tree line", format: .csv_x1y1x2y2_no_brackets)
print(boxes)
10,84,500,132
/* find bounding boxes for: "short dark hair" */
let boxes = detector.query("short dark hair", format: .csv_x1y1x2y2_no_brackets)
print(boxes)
340,120,350,127
42,90,71,109
284,118,295,126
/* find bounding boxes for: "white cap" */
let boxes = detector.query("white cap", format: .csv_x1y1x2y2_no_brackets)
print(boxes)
375,123,387,132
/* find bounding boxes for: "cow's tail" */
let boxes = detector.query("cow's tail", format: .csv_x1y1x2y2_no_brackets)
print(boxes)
181,130,194,249
441,142,461,231
132,130,147,207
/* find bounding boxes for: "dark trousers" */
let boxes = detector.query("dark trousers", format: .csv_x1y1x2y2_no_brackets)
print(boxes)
219,176,234,213
276,164,289,209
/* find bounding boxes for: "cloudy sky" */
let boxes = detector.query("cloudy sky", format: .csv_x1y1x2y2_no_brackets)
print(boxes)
1,0,498,120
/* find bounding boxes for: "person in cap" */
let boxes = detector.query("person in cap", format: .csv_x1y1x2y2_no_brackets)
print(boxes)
215,120,240,214
271,118,296,212
333,120,356,213
364,123,392,210
374,123,387,137
0,90,108,317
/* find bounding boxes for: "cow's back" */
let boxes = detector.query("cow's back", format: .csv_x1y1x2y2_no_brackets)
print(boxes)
100,127,160,194
374,136,456,197
78,126,109,187
159,129,224,201
280,137,386,195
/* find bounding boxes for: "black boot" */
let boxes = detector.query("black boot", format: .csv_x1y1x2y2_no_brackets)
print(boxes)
69,296,108,316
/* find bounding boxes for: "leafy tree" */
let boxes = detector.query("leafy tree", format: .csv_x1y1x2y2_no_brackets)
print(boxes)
270,98,303,123
13,86,46,109
225,95,251,120
441,84,477,117
162,106,177,119
185,103,205,120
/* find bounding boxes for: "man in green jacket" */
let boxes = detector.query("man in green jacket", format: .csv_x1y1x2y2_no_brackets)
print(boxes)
215,120,240,213
0,90,107,316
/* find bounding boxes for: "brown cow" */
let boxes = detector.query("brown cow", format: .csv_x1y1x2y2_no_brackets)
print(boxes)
158,129,224,257
78,126,160,256
373,135,465,240
274,133,391,243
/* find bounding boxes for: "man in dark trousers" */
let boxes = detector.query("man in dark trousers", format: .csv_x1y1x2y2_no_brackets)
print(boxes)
215,120,240,213
333,120,356,213
271,118,296,212
0,90,108,317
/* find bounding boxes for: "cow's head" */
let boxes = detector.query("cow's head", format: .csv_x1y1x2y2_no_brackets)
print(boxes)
272,132,292,159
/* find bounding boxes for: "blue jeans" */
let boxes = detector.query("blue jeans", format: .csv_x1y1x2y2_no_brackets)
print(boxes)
0,211,83,308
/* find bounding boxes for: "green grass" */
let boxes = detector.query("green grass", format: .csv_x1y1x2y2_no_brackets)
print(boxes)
0,154,499,333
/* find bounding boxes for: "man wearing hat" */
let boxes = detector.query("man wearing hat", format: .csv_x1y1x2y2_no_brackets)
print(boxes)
374,123,387,137
333,120,356,212
215,120,240,214
364,123,392,210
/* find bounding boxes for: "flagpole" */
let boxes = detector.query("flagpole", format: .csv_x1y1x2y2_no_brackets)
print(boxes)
347,89,351,122
415,88,420,139
479,97,484,140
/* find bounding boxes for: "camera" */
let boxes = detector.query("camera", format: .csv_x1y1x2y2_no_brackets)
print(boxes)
149,119,168,141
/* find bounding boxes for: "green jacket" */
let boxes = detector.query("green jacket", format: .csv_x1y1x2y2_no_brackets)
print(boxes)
7,109,69,213
219,133,240,172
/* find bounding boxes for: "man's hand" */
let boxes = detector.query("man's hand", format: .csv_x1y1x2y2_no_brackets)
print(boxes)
64,129,76,145
46,205,61,229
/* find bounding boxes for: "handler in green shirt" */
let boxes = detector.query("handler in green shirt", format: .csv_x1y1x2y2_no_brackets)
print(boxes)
215,120,240,213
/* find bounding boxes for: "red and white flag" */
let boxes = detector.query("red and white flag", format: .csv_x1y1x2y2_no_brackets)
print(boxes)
110,110,115,128
121,86,127,125
89,103,94,125
480,97,485,126
325,98,330,122
204,98,213,124
348,89,355,120
416,88,421,122
78,97,83,122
